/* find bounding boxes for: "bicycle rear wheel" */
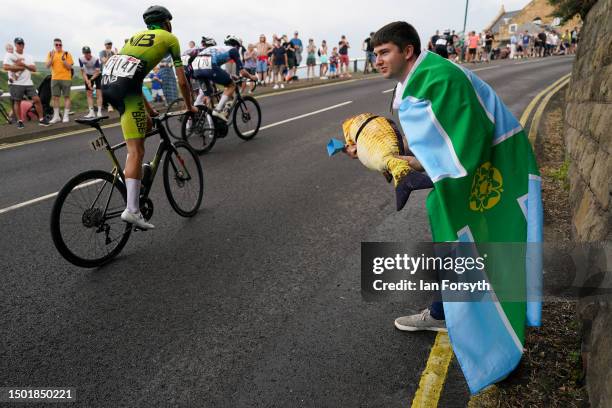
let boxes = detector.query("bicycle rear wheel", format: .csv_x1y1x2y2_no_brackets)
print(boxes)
163,141,204,217
181,107,217,154
233,96,261,140
50,170,132,268
166,98,187,139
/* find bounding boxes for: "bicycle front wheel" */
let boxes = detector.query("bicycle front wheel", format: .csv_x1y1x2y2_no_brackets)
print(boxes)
50,170,132,268
163,141,204,217
233,96,261,140
166,98,187,139
181,107,217,154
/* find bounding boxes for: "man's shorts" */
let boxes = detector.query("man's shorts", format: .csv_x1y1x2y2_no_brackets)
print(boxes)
51,80,72,97
256,59,268,73
9,85,37,102
287,55,297,69
272,64,284,74
245,67,256,76
366,51,376,64
339,54,350,65
85,74,102,91
468,48,477,55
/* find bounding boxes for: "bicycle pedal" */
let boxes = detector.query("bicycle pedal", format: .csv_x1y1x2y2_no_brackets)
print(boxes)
133,227,150,232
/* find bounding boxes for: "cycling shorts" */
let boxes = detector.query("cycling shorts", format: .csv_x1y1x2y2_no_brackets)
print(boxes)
102,77,148,140
192,65,232,96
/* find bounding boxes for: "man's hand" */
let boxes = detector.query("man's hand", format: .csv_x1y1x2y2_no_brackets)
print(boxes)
344,144,358,159
149,108,160,117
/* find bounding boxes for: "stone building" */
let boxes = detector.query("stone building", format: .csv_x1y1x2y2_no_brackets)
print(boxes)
484,0,582,45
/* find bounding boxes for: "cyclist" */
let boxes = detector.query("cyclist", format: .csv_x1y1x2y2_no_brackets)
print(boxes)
190,35,258,122
101,5,197,230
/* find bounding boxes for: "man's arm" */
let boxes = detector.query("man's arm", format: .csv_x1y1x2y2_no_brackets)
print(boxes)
46,52,54,68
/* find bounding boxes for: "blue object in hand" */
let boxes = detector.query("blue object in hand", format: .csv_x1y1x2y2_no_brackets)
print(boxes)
327,138,345,156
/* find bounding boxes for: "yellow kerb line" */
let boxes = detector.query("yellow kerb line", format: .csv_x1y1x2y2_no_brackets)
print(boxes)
527,75,571,145
519,73,571,127
411,332,454,408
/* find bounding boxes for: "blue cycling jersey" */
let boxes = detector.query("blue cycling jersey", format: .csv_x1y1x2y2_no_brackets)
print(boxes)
198,45,243,70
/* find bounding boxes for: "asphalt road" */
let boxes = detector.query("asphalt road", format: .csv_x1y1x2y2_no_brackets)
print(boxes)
0,55,574,407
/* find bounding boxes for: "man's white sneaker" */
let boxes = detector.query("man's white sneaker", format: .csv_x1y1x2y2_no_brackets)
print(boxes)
211,110,229,122
121,209,155,230
280,83,285,89
84,110,95,119
49,115,61,124
273,84,279,89
62,115,70,123
96,110,103,118
394,309,447,332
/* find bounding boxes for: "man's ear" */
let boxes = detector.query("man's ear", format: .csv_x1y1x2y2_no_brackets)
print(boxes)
403,45,414,61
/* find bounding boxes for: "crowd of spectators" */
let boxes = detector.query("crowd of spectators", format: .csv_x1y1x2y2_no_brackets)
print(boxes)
427,26,580,63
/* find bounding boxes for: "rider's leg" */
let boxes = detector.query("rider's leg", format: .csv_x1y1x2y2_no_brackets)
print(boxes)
216,83,235,112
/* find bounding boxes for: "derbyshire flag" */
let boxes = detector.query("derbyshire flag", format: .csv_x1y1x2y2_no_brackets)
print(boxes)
395,51,543,394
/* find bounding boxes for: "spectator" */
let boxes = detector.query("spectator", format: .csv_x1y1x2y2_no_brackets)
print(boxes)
282,35,297,81
484,30,494,62
338,35,351,78
79,46,103,118
467,31,478,63
45,38,73,123
434,35,448,58
329,46,339,78
148,66,164,103
99,39,117,112
187,40,196,49
319,40,329,79
271,39,287,89
570,27,579,54
2,37,49,128
561,30,571,55
428,30,440,51
522,30,531,58
158,54,178,104
306,39,317,80
363,32,375,74
290,31,303,66
243,44,257,93
255,34,272,86
536,30,546,57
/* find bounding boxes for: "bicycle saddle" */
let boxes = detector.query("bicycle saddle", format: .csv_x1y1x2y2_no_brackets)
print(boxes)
76,116,109,126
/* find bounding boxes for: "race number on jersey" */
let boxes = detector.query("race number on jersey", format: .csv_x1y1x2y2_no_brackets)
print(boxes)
102,55,142,78
192,55,212,70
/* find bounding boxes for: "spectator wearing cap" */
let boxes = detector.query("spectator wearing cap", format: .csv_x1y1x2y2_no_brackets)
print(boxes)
290,31,303,67
99,39,117,112
45,38,74,123
2,37,49,128
79,46,103,118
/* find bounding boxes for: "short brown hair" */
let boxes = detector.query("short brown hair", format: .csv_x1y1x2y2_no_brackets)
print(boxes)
372,22,421,57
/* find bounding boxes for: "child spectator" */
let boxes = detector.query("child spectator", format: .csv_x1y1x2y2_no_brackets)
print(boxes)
148,66,165,103
329,47,339,78
271,39,287,89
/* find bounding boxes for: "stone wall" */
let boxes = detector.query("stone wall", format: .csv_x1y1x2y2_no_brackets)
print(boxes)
563,0,612,406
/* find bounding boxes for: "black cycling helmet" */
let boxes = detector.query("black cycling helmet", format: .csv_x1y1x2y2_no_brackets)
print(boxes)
143,5,173,25
201,36,217,47
224,35,242,47
82,46,91,54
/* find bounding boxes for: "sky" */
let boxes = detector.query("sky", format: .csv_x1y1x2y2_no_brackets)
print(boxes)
2,0,532,61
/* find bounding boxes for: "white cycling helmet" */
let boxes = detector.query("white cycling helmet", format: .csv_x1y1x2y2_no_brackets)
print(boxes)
201,36,217,47
224,35,242,47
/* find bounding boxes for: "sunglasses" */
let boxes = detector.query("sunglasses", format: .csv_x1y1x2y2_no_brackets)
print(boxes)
55,43,62,47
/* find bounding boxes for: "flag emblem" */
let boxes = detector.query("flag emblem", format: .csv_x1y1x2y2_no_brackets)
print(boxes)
469,162,504,212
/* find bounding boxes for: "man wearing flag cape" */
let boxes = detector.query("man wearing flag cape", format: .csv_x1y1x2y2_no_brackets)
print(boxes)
364,22,543,394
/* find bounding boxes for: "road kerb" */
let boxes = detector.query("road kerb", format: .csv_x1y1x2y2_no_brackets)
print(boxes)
411,332,454,408
519,73,571,127
527,77,571,146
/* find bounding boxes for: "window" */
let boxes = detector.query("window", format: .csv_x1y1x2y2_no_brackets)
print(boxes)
509,24,518,33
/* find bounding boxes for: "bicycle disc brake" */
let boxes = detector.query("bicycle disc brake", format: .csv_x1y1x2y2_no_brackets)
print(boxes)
140,197,154,221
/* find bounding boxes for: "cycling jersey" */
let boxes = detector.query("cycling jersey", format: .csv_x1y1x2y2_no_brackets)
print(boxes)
102,28,182,139
190,45,243,96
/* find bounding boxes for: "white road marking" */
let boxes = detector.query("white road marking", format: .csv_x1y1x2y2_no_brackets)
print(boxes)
0,179,102,215
382,88,395,94
0,102,354,215
472,65,501,72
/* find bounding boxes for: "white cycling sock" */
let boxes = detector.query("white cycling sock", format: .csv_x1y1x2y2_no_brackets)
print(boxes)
195,92,205,106
125,178,141,214
216,94,229,112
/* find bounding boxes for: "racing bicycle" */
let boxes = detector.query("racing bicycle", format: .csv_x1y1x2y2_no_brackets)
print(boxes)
50,113,204,268
180,77,261,154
